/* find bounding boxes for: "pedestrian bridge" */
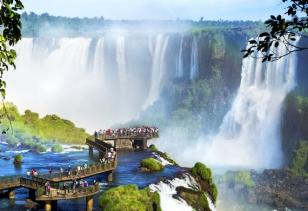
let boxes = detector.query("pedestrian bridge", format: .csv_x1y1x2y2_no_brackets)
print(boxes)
0,159,117,211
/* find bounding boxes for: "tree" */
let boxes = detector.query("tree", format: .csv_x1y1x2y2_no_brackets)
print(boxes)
243,0,308,62
0,0,24,98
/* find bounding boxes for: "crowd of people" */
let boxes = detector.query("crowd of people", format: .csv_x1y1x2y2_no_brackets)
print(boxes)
94,126,159,138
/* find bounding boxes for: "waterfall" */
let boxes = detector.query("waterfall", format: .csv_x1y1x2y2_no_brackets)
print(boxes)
142,34,169,109
149,173,215,211
190,36,199,80
93,38,105,75
176,36,184,78
116,36,126,92
202,39,299,169
6,34,172,131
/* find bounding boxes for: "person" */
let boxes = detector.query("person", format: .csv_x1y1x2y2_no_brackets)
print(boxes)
60,167,64,173
72,179,76,192
84,180,88,187
26,171,30,177
45,181,50,195
107,151,112,163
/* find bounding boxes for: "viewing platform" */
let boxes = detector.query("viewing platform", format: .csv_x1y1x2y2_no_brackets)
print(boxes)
86,126,159,152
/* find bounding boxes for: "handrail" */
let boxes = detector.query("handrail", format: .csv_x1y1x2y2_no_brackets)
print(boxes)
0,158,117,190
36,182,100,201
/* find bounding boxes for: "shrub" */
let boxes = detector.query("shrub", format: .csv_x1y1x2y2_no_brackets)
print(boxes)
99,185,161,211
33,144,47,153
149,144,158,152
140,158,164,172
191,162,218,204
192,162,212,182
51,144,64,153
14,154,23,164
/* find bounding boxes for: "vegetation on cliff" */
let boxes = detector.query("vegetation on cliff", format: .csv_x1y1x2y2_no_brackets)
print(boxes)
191,162,218,204
176,186,211,211
290,140,308,177
140,158,164,172
0,103,89,145
216,170,256,188
99,185,161,211
283,92,308,176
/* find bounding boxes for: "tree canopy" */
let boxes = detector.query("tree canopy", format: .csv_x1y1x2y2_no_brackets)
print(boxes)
243,0,308,62
0,0,23,97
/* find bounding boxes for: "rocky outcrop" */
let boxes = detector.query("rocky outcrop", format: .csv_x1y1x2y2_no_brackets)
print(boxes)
217,169,308,209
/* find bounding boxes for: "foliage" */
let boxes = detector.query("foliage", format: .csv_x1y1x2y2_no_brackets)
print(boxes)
99,185,161,211
140,158,164,172
0,0,24,98
192,162,213,183
0,103,89,144
51,144,64,153
149,144,158,152
33,144,47,153
290,140,308,177
176,186,211,211
191,162,218,204
13,153,22,164
243,0,308,62
216,171,256,188
282,92,308,169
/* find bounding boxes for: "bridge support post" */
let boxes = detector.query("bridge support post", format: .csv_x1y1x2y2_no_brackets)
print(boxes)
142,138,148,150
45,201,52,211
107,171,113,182
29,189,36,200
86,196,94,211
8,189,15,199
89,146,94,157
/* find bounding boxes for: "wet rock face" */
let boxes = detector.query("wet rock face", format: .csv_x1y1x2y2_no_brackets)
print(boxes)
217,169,308,210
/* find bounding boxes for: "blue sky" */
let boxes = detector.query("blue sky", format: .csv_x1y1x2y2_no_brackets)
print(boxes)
23,0,285,20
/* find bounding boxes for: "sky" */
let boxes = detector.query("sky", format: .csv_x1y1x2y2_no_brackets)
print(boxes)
23,0,285,20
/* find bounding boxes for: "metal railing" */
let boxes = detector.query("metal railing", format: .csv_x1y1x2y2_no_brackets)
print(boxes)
36,182,100,200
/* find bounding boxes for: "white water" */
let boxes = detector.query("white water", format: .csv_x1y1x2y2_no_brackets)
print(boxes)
176,36,184,78
142,35,169,109
149,173,215,211
157,39,299,169
190,36,199,80
6,35,170,131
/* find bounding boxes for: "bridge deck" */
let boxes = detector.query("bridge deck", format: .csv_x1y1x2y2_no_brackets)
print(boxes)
36,183,100,201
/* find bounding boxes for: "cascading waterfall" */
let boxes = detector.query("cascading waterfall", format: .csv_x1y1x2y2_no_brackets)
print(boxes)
93,38,105,75
156,38,299,169
190,36,199,80
149,173,216,211
6,34,172,131
176,36,184,78
186,39,298,169
142,35,169,109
